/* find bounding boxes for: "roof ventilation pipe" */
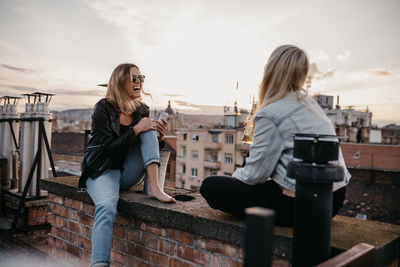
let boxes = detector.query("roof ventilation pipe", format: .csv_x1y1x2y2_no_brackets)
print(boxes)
0,96,21,188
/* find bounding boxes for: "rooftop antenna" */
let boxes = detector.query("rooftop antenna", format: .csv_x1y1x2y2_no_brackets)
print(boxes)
234,81,239,114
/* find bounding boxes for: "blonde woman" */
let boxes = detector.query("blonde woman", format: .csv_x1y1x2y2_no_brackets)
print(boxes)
79,63,175,267
200,45,350,226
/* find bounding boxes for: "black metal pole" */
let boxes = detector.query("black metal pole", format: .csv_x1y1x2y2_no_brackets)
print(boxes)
11,152,17,189
36,122,42,197
10,149,40,232
287,134,344,267
292,177,334,266
244,207,275,267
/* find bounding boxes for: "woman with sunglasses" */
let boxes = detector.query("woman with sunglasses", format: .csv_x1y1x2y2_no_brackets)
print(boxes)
79,63,175,267
200,45,350,227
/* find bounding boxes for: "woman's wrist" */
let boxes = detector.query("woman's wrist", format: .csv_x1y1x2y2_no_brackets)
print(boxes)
133,124,141,135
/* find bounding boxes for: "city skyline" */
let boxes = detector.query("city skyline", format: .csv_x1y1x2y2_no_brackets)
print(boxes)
0,0,399,126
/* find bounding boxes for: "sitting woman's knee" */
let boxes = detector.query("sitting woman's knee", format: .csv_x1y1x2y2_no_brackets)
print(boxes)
200,177,213,197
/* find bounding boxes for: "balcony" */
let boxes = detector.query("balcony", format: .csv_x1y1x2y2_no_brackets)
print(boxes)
204,142,222,150
203,160,221,169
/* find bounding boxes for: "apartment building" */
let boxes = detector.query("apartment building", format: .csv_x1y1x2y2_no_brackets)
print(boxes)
175,128,249,190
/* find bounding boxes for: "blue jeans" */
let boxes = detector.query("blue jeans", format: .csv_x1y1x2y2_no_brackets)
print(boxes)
86,130,160,267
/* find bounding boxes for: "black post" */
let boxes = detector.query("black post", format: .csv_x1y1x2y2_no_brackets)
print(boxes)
10,149,40,232
11,152,18,189
36,121,42,197
244,207,275,267
287,134,344,267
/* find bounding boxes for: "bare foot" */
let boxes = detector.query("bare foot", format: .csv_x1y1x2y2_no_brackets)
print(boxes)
148,190,176,203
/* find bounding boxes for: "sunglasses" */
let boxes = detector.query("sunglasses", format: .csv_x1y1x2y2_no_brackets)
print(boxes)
132,75,145,83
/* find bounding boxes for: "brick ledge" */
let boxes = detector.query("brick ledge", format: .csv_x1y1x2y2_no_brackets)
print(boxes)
41,176,400,265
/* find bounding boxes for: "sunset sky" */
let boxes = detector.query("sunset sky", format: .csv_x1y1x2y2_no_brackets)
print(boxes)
0,0,399,125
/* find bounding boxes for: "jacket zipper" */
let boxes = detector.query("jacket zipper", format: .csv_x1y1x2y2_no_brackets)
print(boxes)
99,158,110,172
87,144,101,149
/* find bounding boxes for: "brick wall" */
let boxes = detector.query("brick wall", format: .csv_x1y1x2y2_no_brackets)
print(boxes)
341,143,400,171
1,190,50,243
47,193,289,267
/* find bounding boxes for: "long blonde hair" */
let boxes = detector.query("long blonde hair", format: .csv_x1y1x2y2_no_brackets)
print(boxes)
257,45,309,110
106,63,150,114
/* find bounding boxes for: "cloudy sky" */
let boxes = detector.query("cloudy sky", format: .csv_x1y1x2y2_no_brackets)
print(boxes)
0,0,399,125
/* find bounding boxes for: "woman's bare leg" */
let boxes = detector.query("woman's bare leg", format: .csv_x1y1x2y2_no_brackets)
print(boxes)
146,163,176,203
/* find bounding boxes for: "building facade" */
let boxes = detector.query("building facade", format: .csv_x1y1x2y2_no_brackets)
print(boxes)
313,94,374,143
175,128,248,190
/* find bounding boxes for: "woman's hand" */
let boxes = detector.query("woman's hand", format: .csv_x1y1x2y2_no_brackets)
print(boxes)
156,119,168,141
133,117,157,135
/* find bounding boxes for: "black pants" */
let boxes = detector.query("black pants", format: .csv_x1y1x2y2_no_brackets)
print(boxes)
200,176,346,227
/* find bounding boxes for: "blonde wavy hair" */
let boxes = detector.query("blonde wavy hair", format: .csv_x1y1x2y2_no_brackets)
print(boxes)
257,45,309,110
106,63,150,114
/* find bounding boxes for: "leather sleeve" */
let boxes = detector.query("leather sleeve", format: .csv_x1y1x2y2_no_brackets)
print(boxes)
92,101,140,159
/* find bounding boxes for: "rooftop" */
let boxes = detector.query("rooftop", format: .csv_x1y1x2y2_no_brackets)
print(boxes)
341,143,400,171
39,176,400,266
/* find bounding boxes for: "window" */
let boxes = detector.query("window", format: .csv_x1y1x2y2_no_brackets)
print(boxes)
183,133,187,140
225,153,233,164
225,134,234,144
210,169,218,176
210,152,218,162
181,146,186,158
192,133,199,142
181,164,186,174
210,133,219,143
191,168,198,177
192,150,199,160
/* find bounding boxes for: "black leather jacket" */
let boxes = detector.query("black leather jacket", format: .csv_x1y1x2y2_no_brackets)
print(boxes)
78,98,149,190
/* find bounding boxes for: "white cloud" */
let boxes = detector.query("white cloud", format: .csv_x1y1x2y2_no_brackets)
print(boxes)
336,50,352,62
309,49,330,62
83,0,184,46
368,68,392,76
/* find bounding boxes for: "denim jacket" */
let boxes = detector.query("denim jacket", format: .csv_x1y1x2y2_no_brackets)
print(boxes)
233,92,351,192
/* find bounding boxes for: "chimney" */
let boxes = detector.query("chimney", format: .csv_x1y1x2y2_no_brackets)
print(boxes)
0,96,21,188
336,95,340,109
19,92,54,196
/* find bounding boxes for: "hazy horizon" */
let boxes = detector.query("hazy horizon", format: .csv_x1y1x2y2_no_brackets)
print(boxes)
51,102,399,128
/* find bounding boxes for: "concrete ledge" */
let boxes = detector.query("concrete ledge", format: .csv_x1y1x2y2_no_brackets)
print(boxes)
41,176,400,266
